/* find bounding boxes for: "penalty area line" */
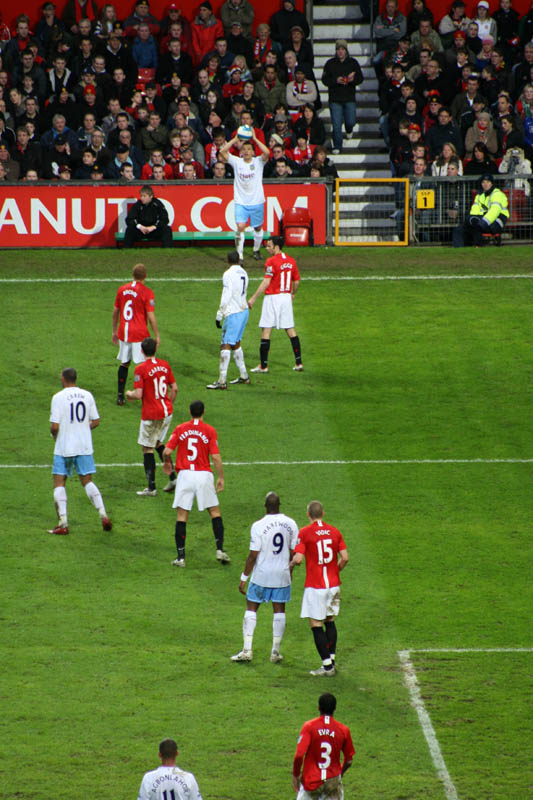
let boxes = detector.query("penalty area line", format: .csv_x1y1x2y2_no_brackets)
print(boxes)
1,274,533,284
1,457,532,469
398,650,459,800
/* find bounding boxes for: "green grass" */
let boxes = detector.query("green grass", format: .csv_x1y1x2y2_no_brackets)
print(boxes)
1,246,532,799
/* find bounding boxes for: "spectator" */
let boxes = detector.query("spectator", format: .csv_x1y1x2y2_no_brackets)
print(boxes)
179,125,205,165
464,110,498,158
0,143,20,180
415,58,450,104
62,0,98,36
406,0,434,36
73,147,98,178
160,4,192,44
17,97,45,135
116,128,145,172
443,30,474,70
40,113,79,152
141,146,173,179
226,22,254,67
104,32,137,83
201,37,235,71
292,102,326,145
46,53,74,100
291,134,315,165
493,0,519,62
285,66,317,112
473,1,497,41
23,168,41,181
410,16,443,56
220,0,255,40
252,24,282,73
255,63,286,114
106,110,134,148
12,50,47,101
373,0,407,57
11,125,42,176
191,2,224,69
94,4,120,41
499,114,524,154
3,15,33,70
105,141,140,178
463,141,497,173
431,141,463,174
42,134,75,178
475,36,495,71
132,22,158,70
109,67,135,108
211,159,232,177
124,184,173,248
426,106,463,158
313,144,339,177
140,110,168,157
157,37,193,85
512,43,533,97
519,0,533,46
269,0,309,49
242,80,265,126
498,146,532,195
76,111,102,150
174,146,205,178
90,163,105,180
119,162,136,181
321,39,363,154
465,20,483,55
223,65,246,99
123,0,160,39
438,1,471,48
0,112,15,148
89,128,112,167
287,25,314,68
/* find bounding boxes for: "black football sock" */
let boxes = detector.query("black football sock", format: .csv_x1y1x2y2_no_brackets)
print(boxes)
156,445,176,480
290,335,302,365
143,452,156,491
325,620,337,660
117,365,128,397
212,516,224,550
259,339,270,368
175,521,186,559
312,626,333,667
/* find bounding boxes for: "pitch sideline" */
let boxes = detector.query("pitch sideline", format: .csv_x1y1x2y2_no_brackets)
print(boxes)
1,458,532,469
1,274,533,284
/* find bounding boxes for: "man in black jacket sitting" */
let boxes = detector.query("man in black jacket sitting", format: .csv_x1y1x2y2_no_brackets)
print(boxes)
124,185,173,248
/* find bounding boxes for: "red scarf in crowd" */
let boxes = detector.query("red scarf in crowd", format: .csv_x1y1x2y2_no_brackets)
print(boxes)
292,80,309,96
254,37,272,65
76,0,95,23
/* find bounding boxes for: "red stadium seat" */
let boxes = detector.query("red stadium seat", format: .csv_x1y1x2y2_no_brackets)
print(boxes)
282,207,313,246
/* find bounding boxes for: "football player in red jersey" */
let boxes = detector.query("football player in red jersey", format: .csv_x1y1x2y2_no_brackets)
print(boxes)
293,693,355,799
163,400,230,567
112,263,160,406
126,338,178,496
291,501,349,676
247,235,303,373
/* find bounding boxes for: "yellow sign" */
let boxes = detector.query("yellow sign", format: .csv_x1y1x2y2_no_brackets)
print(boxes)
416,189,435,209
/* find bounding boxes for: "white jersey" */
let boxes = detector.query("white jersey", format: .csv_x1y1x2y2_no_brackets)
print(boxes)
138,765,203,800
227,153,265,206
217,263,249,320
249,512,299,588
50,386,99,457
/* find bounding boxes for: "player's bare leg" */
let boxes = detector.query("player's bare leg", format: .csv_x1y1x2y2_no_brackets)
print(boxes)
232,599,259,662
80,473,112,531
309,618,336,676
251,327,272,373
208,505,230,564
172,507,189,566
271,601,286,662
285,326,303,371
49,474,69,534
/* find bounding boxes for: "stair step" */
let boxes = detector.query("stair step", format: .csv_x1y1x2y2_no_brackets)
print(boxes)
312,22,371,37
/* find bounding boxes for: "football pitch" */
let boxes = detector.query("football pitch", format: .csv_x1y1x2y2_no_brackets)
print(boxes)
1,246,532,800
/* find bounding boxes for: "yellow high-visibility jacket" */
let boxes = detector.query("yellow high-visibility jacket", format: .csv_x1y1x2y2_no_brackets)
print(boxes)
470,187,510,225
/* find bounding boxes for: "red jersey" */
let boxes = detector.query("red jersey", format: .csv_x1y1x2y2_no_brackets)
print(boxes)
114,280,155,343
166,418,219,472
294,519,347,589
133,357,175,420
264,251,300,295
293,714,355,791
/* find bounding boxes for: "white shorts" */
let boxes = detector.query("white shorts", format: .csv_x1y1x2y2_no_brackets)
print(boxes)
259,294,295,330
117,340,144,364
137,416,173,448
296,776,344,800
300,586,341,621
173,470,219,511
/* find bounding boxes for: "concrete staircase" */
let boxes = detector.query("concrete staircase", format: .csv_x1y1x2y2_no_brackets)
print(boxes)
311,1,398,241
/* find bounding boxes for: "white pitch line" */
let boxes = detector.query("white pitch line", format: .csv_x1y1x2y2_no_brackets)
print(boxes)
411,647,533,653
1,274,533,284
1,458,532,469
398,650,459,800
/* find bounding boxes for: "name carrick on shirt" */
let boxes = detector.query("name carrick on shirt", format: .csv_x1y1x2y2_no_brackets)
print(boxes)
133,357,175,420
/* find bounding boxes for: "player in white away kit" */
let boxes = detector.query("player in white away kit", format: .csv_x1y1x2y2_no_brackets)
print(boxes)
48,367,111,535
207,250,250,390
219,131,271,262
232,492,298,663
138,738,203,800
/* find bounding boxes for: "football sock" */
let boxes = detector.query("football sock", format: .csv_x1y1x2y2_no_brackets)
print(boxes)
325,620,337,661
312,626,333,668
212,516,224,550
156,444,175,480
175,521,186,559
84,481,107,517
117,365,128,397
253,228,263,252
259,339,270,368
290,335,302,365
243,610,257,650
272,612,286,651
219,349,231,382
53,486,68,525
143,452,156,491
237,231,245,258
232,346,248,378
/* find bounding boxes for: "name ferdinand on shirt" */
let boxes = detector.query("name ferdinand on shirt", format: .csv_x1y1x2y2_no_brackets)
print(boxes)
179,429,209,444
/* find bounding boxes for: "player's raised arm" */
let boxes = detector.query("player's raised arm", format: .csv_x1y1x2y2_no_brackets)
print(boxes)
218,136,238,162
251,131,271,161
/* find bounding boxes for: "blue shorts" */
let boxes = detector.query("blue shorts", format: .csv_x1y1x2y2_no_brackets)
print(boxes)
222,309,249,345
235,203,264,228
247,583,291,604
53,454,96,477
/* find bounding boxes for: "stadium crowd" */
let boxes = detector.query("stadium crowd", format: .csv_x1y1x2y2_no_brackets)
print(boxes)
0,0,339,183
376,0,533,180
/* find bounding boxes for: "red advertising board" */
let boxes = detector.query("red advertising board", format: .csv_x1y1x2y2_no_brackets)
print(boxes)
0,183,327,248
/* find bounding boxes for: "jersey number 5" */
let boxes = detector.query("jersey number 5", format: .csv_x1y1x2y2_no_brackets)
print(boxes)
316,539,333,565
187,437,198,461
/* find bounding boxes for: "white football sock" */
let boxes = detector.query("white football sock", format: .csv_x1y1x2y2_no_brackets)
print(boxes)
236,231,245,258
232,346,248,378
53,486,68,525
253,228,264,252
84,481,107,517
219,349,231,382
243,610,257,650
272,612,286,650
